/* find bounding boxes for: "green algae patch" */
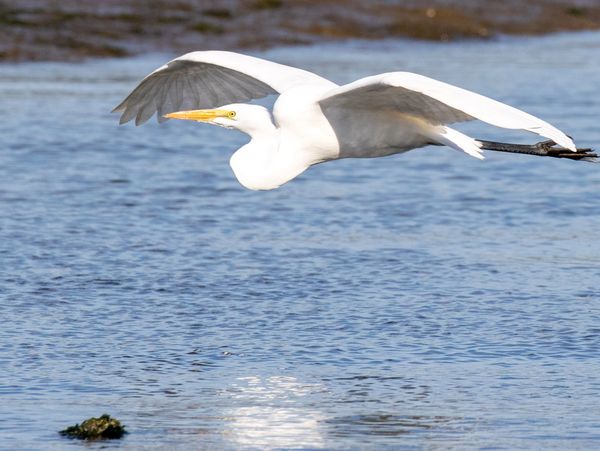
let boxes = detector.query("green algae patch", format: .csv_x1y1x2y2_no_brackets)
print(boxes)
59,414,127,440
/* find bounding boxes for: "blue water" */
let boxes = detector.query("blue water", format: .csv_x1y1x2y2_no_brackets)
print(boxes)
1,32,600,450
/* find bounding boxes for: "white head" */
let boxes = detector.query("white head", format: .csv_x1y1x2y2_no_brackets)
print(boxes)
164,103,275,137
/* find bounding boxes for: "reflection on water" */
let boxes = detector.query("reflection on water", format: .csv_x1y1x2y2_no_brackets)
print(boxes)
225,376,324,449
2,32,600,449
229,406,324,449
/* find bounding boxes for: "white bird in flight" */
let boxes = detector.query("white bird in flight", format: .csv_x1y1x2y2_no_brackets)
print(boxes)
113,51,595,190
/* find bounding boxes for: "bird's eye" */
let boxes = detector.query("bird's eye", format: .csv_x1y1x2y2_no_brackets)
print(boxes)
228,111,236,118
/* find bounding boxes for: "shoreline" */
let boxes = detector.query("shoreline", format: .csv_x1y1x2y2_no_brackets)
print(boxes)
2,0,600,62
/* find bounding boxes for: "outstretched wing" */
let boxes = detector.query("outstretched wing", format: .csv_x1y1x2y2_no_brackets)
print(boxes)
319,72,575,153
113,51,333,125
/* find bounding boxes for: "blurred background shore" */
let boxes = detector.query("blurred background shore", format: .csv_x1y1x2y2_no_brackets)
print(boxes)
2,0,600,62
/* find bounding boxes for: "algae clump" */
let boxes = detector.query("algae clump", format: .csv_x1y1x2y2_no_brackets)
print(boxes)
59,414,127,440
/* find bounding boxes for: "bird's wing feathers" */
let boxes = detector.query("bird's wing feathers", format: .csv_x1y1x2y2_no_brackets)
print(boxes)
113,51,331,125
319,72,575,151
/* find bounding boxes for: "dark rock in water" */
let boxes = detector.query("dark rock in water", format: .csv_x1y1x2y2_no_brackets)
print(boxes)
59,414,127,440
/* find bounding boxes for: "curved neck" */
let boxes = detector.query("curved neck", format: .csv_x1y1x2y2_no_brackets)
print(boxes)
229,132,309,190
235,112,277,140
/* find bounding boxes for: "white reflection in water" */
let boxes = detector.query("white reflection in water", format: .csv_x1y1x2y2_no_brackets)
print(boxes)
224,376,325,449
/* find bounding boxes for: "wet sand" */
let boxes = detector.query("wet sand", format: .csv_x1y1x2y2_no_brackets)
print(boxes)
2,0,600,61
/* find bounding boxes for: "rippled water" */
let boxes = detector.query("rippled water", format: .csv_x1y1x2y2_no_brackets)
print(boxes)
1,32,600,450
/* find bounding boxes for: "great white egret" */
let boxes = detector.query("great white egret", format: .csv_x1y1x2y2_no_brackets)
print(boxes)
113,51,596,190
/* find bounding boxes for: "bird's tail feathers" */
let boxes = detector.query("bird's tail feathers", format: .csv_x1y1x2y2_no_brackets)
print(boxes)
430,126,484,160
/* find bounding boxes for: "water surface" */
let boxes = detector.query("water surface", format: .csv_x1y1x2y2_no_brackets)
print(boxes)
1,32,600,450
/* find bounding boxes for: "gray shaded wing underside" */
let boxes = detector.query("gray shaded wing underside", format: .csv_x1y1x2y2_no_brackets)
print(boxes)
318,82,475,158
113,60,277,125
320,83,474,126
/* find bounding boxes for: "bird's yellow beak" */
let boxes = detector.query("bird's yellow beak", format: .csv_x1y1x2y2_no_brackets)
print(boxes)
163,109,233,122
